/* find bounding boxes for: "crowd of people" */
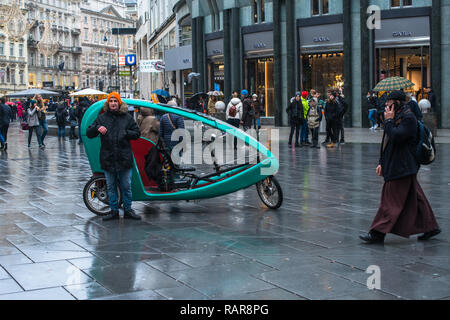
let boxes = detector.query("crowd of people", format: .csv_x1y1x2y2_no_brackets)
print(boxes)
0,95,95,151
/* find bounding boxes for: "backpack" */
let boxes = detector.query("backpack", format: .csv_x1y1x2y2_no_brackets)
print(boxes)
229,104,237,117
416,121,436,165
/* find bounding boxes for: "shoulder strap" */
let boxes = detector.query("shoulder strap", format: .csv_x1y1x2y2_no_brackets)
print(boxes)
167,114,176,130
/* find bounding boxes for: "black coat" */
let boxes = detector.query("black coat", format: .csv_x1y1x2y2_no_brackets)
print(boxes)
77,99,90,124
324,100,339,122
55,104,68,126
0,103,12,126
407,100,422,121
86,102,140,172
242,97,254,127
379,106,419,182
286,99,304,124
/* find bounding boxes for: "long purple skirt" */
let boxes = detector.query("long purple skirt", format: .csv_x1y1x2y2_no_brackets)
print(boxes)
370,174,439,238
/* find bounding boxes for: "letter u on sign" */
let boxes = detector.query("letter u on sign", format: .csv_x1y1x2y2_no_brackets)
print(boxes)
125,54,136,66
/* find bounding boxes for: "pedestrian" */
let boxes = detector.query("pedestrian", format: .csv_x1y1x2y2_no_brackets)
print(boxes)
86,92,141,221
300,91,310,145
27,99,44,149
137,106,160,144
17,101,24,122
336,91,348,144
158,100,185,151
424,86,436,112
360,90,441,243
34,94,48,148
307,97,322,149
207,95,217,116
286,92,303,148
241,90,254,131
10,102,17,122
226,95,242,150
406,92,422,122
68,103,78,140
55,101,68,140
367,90,379,130
324,91,340,148
0,97,11,151
77,97,90,144
251,94,263,130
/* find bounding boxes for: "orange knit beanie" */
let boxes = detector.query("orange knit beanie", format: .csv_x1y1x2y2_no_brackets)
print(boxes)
107,92,122,105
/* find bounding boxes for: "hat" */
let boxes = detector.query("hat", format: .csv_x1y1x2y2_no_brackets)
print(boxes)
295,91,301,97
302,91,308,99
107,92,122,106
387,90,406,102
241,89,248,96
252,94,258,98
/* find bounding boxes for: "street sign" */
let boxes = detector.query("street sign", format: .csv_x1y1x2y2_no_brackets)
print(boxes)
119,70,131,76
139,60,165,73
119,55,125,66
125,54,136,66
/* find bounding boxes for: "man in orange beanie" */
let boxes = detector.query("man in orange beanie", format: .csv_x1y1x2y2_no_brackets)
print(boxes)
86,92,142,221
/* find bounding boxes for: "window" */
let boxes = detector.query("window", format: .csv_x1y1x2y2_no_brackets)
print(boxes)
84,16,88,24
312,0,329,16
20,71,24,84
10,69,15,84
30,52,35,66
84,29,89,41
47,56,51,67
253,0,265,24
10,43,14,56
40,54,44,66
0,42,4,55
391,0,412,7
0,69,5,83
19,44,23,57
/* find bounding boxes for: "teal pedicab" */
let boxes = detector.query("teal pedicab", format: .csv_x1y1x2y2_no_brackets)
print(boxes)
80,99,283,215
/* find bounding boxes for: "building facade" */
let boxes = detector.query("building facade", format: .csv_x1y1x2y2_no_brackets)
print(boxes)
176,0,449,128
80,0,136,96
26,0,82,93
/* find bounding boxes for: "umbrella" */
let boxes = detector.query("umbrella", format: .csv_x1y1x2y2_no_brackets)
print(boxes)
214,91,223,96
152,89,170,98
190,92,208,101
207,91,216,96
373,76,415,91
6,88,60,98
5,102,15,106
69,88,107,96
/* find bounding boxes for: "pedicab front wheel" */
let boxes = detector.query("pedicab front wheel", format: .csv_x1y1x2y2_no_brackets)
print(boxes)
83,175,122,216
256,176,283,209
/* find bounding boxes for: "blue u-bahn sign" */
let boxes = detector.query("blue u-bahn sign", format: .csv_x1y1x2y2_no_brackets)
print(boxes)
125,54,136,66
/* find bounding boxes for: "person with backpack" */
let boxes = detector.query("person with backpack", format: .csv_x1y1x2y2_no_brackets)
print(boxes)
158,100,185,151
307,97,322,149
226,94,242,150
360,90,441,244
68,103,78,140
55,102,68,140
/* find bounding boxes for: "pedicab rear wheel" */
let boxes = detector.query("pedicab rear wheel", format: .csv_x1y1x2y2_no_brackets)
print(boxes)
256,176,283,209
83,175,122,216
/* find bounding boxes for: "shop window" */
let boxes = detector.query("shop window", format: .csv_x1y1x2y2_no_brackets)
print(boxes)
253,0,265,24
391,0,412,8
312,0,329,16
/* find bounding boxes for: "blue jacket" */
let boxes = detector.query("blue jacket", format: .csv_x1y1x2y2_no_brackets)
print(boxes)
158,113,185,149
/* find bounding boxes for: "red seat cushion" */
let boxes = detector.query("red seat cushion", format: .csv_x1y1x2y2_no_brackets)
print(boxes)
130,138,159,188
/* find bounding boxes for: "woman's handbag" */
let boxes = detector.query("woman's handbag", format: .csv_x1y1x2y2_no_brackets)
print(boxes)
21,121,29,130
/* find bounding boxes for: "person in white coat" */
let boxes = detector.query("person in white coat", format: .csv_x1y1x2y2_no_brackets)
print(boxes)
225,97,242,150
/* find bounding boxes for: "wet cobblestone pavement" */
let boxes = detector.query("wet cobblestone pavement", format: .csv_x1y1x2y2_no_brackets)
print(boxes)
0,122,449,300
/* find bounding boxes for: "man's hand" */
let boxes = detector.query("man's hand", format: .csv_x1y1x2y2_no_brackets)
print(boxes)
376,165,382,177
98,126,107,135
384,105,395,120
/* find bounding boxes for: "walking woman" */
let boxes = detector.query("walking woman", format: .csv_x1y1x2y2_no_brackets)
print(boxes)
27,100,44,149
360,91,441,243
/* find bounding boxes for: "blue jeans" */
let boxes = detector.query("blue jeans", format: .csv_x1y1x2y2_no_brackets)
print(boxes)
39,119,48,145
0,131,4,144
369,110,377,127
104,169,133,212
253,118,260,129
57,125,66,138
300,121,309,143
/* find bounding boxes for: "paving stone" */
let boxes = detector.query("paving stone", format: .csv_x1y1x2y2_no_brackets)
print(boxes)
0,287,76,300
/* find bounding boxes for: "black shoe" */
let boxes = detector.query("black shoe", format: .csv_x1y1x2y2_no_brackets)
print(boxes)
102,210,120,221
3,142,6,151
124,209,141,220
321,140,329,145
288,143,292,148
418,228,441,241
340,139,345,145
359,230,385,244
0,143,4,151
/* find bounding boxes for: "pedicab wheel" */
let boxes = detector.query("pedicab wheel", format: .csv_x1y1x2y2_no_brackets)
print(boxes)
83,175,122,216
256,176,283,209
